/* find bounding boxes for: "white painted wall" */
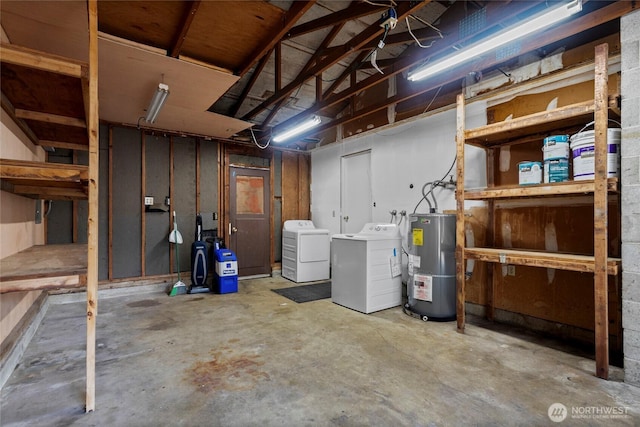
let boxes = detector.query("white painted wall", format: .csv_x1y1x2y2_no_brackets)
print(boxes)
311,99,488,240
0,110,46,259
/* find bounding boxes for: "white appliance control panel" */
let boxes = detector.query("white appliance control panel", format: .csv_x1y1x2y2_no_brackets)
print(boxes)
359,223,399,237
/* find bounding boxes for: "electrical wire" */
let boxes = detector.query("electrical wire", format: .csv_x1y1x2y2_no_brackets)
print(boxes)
409,14,443,37
412,154,456,214
405,17,437,49
362,0,397,7
422,84,443,114
250,127,270,149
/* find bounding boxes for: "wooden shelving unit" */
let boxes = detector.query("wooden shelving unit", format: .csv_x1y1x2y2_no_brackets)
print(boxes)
0,0,99,411
455,43,618,379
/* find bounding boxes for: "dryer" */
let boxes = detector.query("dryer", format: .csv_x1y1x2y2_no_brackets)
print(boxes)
331,223,402,314
282,220,330,283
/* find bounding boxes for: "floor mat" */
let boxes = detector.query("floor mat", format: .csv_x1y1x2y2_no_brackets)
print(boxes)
272,281,331,303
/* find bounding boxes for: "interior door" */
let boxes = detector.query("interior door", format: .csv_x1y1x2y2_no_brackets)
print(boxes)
229,167,271,277
341,150,372,233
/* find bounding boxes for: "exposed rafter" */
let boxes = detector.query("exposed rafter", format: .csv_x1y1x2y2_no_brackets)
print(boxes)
169,0,201,58
260,4,353,128
285,2,387,39
242,0,431,121
277,0,635,143
271,0,544,133
237,0,317,76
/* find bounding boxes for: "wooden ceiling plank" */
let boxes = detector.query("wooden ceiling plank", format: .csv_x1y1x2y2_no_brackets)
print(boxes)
169,0,201,58
15,109,86,128
0,43,85,78
38,140,90,151
300,0,637,139
237,0,317,77
286,2,387,39
244,0,430,121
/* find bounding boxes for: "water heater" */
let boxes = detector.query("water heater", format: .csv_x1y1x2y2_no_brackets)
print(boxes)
406,213,456,321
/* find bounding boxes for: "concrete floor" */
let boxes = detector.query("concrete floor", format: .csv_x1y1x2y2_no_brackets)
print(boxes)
2,275,639,426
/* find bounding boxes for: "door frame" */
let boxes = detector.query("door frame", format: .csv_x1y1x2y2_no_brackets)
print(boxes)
220,144,274,276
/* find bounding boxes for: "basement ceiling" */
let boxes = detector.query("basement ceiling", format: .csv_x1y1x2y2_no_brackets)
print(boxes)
0,1,630,149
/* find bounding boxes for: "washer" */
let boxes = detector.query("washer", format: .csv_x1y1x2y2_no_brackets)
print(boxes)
331,223,402,314
282,220,330,283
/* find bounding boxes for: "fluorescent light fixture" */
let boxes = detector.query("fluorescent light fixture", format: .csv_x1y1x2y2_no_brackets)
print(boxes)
407,0,582,82
144,83,170,123
272,115,321,143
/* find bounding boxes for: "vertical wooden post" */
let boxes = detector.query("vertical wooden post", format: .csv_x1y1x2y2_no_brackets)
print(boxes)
196,138,201,213
141,132,146,277
108,126,113,280
217,141,224,241
486,149,495,321
73,151,79,243
169,136,175,274
593,43,609,379
86,0,99,412
456,93,466,333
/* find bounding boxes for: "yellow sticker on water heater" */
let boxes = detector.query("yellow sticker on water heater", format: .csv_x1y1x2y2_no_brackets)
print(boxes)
412,228,423,246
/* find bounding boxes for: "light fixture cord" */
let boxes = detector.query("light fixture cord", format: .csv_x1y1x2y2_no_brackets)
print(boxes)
250,127,269,149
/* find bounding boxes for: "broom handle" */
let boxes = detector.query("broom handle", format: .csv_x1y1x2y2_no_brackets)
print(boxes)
175,237,181,281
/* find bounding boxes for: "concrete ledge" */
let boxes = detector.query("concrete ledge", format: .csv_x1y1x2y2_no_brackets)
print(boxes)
0,293,50,390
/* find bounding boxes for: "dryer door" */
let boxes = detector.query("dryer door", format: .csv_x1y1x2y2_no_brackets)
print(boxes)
299,234,330,262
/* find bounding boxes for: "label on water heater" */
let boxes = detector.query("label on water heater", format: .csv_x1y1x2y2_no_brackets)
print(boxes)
413,274,433,302
412,228,424,246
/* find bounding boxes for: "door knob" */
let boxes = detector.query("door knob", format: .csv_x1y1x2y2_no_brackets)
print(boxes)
232,226,238,233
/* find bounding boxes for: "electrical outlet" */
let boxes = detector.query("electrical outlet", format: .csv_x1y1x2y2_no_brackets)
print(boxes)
35,200,42,224
144,196,154,206
380,8,397,29
213,212,218,220
507,265,516,276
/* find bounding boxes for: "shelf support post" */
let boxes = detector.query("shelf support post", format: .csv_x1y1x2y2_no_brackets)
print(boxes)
593,42,609,380
456,93,466,332
86,0,99,412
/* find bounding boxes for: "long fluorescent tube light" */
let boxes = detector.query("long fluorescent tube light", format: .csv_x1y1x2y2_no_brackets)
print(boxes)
407,0,582,82
145,83,170,123
272,115,321,143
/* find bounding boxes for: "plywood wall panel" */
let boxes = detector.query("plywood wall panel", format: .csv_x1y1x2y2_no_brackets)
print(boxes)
111,127,142,279
173,136,197,272
199,140,218,216
98,124,109,280
281,152,311,223
145,134,170,276
46,152,73,244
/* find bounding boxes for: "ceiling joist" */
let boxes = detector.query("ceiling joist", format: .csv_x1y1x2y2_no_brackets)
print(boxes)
287,0,637,142
243,0,431,121
237,0,317,76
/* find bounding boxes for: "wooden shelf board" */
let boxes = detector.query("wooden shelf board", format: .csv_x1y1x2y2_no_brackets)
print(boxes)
464,97,619,147
465,178,618,200
0,244,88,293
0,158,89,200
463,247,620,275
